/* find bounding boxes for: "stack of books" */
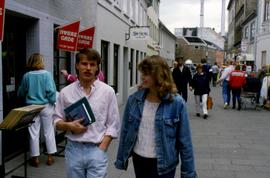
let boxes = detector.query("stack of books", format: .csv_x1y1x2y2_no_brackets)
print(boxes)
64,97,96,126
0,105,45,130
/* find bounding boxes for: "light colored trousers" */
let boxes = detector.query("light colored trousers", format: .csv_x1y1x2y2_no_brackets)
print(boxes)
65,140,108,178
194,94,208,115
29,104,57,157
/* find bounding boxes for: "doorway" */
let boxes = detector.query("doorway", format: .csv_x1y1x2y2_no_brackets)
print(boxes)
2,12,34,160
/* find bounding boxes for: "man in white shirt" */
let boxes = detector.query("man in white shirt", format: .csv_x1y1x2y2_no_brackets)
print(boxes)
53,48,120,178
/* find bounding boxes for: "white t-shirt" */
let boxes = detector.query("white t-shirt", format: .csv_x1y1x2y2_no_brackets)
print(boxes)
133,99,160,158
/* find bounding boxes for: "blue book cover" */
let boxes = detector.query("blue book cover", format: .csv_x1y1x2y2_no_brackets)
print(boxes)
64,97,96,126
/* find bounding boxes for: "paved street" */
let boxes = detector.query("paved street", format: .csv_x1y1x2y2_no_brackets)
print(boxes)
5,86,270,178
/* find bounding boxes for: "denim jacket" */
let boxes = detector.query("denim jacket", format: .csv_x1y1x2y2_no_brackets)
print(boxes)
115,89,197,178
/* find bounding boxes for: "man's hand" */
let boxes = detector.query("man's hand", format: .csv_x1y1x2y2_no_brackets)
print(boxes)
69,119,87,134
189,86,193,91
56,119,87,134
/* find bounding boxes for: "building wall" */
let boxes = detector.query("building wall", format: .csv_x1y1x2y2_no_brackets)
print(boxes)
256,0,270,68
198,28,225,50
159,23,176,66
176,38,216,64
96,0,148,105
147,0,159,56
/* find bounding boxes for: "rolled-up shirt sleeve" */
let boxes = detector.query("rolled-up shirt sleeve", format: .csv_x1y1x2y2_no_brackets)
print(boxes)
105,90,120,138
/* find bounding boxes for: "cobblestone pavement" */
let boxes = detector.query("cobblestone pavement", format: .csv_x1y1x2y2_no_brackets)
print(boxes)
5,86,270,178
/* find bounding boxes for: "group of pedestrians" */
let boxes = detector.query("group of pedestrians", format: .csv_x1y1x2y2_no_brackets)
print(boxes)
16,49,197,178
172,57,211,119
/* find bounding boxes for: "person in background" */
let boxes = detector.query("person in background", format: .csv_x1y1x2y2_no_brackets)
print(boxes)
115,55,197,178
211,62,219,87
216,60,235,109
61,68,105,83
17,53,57,167
190,64,210,119
229,65,246,110
172,56,192,102
201,58,212,84
54,48,120,178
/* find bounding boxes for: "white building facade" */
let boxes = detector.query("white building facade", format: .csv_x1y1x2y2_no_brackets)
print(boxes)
147,0,160,56
159,21,176,66
256,0,270,68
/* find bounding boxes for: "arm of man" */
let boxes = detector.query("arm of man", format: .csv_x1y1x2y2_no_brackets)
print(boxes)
102,88,120,151
55,119,87,134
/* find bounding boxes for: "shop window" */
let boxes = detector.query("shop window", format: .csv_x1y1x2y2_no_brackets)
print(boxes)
53,25,71,91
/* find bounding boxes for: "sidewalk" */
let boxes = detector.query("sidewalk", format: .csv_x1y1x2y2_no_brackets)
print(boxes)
5,86,270,178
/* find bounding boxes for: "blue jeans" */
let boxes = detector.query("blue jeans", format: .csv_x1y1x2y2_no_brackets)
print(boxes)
222,80,231,104
65,140,108,178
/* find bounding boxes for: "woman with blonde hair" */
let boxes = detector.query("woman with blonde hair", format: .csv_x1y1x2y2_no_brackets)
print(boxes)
17,53,57,167
115,55,197,178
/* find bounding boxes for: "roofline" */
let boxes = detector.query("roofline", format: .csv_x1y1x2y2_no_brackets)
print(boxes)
159,20,177,39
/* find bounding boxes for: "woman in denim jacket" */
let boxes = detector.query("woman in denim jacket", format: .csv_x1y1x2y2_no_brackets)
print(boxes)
115,56,197,178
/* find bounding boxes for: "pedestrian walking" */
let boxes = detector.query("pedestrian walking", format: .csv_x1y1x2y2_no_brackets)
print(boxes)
172,56,192,102
53,48,120,178
190,64,211,119
229,65,246,110
115,55,197,178
211,62,219,87
17,53,57,167
216,60,235,109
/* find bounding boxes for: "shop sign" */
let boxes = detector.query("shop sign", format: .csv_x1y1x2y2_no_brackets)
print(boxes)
77,27,95,50
57,20,80,52
0,0,5,42
130,27,149,40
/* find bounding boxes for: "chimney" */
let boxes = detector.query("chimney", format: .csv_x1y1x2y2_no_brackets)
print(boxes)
200,0,204,28
221,0,226,36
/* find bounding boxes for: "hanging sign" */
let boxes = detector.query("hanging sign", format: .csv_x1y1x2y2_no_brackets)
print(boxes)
130,27,149,40
77,27,95,50
57,20,80,52
0,0,5,42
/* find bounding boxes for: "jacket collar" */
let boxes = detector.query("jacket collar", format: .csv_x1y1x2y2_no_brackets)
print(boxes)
133,89,172,103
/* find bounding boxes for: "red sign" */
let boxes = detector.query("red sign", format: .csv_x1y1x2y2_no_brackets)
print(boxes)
77,27,95,50
57,20,80,52
0,0,5,42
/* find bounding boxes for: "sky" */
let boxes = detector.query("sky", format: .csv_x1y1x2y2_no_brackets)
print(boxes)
159,0,228,34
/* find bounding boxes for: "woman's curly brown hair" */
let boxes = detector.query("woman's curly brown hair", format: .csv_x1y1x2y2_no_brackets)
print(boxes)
138,55,177,100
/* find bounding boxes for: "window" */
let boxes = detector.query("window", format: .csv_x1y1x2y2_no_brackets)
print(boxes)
250,22,255,40
130,0,135,20
122,0,128,14
261,51,267,68
54,24,71,91
264,0,270,21
130,49,134,87
113,44,119,93
101,41,109,83
244,26,249,39
135,51,139,84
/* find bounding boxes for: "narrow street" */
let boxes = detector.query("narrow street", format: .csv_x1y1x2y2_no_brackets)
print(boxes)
6,85,270,178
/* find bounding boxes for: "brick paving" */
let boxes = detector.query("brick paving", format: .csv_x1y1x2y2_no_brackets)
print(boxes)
5,86,270,178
